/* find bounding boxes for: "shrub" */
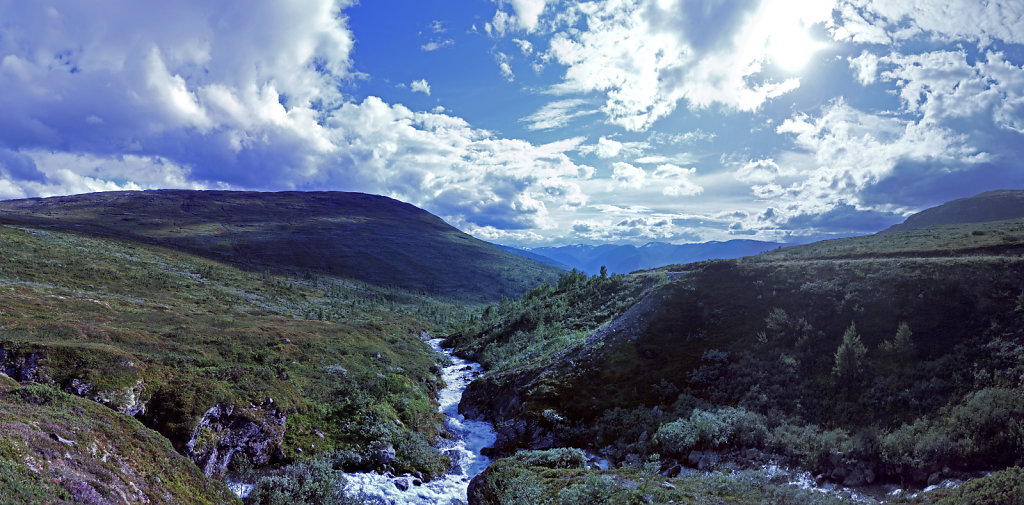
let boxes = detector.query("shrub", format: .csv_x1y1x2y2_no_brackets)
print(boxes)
245,458,366,505
654,407,767,457
937,466,1024,505
469,461,549,505
510,448,588,469
557,474,620,505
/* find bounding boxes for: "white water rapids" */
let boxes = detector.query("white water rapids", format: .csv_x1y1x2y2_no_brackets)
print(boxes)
342,338,497,504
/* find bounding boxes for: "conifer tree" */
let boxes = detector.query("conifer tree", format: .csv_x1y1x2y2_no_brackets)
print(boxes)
833,322,867,382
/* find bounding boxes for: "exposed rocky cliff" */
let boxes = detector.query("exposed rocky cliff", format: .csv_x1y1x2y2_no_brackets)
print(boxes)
185,400,287,477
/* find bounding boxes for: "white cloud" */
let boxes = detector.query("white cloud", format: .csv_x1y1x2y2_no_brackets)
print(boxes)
495,51,515,81
520,99,597,130
848,50,879,86
735,159,784,184
507,0,549,32
0,0,354,187
610,162,646,189
653,164,702,196
421,39,454,51
836,0,1024,45
486,10,513,37
594,137,622,158
880,50,1024,131
543,0,833,131
513,38,533,55
323,97,595,230
0,149,205,199
633,153,697,165
410,78,431,95
765,99,990,221
649,129,716,145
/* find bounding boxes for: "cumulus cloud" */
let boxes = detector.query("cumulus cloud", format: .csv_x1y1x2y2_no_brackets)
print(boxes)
880,50,1024,131
576,136,651,159
735,159,784,184
653,164,703,196
762,99,990,225
610,162,646,189
507,0,549,32
410,79,431,95
848,50,879,85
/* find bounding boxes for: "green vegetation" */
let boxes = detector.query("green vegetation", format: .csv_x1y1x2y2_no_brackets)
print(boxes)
0,190,563,302
0,379,237,505
757,216,1024,260
470,450,858,505
448,269,664,371
457,216,1024,500
243,458,383,505
0,223,458,487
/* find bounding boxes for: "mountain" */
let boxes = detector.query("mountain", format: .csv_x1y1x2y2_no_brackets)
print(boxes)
496,245,571,270
452,202,1024,502
0,190,561,303
530,239,784,274
885,189,1024,232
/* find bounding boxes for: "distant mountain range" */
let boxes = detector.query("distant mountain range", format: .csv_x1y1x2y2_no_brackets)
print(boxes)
521,240,786,274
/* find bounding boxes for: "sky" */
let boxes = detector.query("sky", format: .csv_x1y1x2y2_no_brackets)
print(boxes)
2,0,1024,246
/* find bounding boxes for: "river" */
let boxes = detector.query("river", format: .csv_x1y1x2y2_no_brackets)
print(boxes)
342,338,497,504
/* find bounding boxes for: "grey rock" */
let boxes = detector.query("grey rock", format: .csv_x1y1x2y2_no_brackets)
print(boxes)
49,432,77,446
394,477,409,491
373,444,397,466
830,467,848,482
660,482,676,490
184,403,287,477
927,472,942,486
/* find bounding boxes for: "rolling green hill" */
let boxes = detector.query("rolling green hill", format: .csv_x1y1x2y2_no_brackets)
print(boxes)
455,210,1024,503
0,190,562,303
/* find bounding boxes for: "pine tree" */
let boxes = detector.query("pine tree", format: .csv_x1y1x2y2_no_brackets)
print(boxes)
833,322,867,381
892,321,914,360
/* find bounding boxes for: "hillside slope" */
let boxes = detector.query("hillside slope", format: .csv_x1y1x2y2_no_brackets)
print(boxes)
454,214,1024,494
0,190,562,302
0,376,238,505
886,189,1024,232
0,222,457,488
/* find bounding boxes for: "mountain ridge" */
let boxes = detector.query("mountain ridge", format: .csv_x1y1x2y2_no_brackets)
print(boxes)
885,189,1024,232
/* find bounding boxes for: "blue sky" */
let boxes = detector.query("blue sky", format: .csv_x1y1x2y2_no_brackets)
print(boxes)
2,1,1024,246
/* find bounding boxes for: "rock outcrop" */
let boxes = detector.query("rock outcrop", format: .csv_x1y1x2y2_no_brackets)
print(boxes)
184,399,286,477
0,349,45,382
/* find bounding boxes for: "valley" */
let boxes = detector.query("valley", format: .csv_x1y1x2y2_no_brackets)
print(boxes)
0,189,1022,505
